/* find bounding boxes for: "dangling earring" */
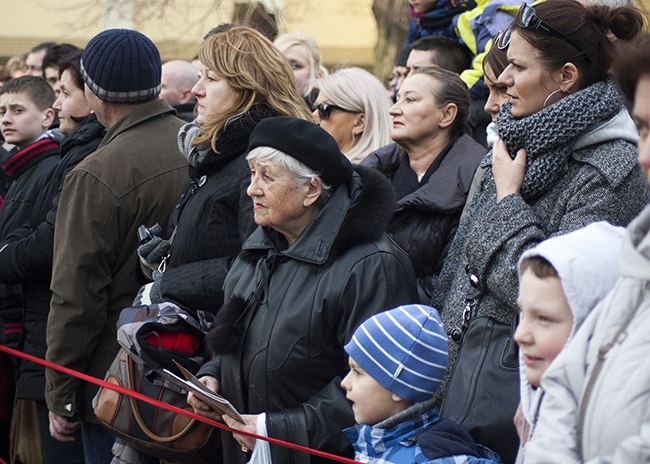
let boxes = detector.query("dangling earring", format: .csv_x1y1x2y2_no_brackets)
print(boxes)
351,130,356,146
543,88,572,109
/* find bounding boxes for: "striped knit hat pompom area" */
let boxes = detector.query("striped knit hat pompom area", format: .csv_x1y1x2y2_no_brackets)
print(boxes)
80,28,162,103
345,304,448,403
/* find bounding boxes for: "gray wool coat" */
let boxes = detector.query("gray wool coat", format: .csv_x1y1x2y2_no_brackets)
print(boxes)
431,109,650,403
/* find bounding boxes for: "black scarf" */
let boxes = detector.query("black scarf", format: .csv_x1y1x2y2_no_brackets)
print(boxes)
484,78,623,200
177,104,280,177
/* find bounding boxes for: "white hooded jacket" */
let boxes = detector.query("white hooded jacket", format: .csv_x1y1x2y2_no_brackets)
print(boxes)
524,205,650,463
515,222,626,463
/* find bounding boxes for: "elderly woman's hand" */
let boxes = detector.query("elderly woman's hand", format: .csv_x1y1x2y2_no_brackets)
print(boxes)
492,138,527,202
223,414,259,453
187,375,224,422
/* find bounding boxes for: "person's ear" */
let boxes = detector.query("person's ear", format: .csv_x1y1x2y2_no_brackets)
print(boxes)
303,176,323,207
391,393,410,404
353,113,365,137
438,102,458,130
42,108,55,128
180,88,194,104
559,62,579,92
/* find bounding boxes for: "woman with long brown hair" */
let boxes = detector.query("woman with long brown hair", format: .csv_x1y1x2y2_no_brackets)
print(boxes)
137,26,313,313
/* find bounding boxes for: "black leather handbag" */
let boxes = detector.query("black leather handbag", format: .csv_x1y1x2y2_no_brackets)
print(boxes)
440,279,521,464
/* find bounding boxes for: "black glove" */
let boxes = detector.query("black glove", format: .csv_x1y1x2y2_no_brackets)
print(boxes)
137,224,171,280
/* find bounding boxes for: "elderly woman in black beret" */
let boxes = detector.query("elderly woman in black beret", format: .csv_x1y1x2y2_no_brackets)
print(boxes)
188,116,418,463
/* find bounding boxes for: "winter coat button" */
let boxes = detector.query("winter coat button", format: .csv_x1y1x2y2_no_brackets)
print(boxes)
450,328,462,342
198,175,207,187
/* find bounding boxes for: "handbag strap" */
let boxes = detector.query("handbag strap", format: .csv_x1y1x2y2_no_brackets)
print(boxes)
126,354,196,442
450,273,483,343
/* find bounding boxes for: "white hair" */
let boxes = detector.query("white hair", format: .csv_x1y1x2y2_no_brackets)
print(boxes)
315,67,393,162
246,146,332,205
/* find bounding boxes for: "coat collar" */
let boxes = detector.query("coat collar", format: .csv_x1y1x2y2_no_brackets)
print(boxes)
98,99,176,149
367,135,486,213
343,408,440,458
620,204,650,281
2,136,59,179
243,174,354,265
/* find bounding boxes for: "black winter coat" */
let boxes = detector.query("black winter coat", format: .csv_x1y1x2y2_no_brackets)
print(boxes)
159,107,277,312
199,166,419,464
0,116,105,400
362,135,486,302
0,137,59,352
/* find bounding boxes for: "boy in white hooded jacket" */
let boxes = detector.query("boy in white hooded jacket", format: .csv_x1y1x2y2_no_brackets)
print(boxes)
513,222,625,462
522,35,650,464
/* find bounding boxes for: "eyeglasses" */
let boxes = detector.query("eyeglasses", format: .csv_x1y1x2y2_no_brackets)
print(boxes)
313,102,354,120
498,3,591,64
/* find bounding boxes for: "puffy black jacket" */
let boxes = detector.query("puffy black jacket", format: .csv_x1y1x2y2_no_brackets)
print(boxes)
199,166,419,464
159,106,277,312
0,136,59,352
362,135,486,302
0,116,105,400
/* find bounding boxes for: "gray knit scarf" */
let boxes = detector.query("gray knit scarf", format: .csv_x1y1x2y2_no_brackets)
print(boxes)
483,78,623,200
177,121,210,167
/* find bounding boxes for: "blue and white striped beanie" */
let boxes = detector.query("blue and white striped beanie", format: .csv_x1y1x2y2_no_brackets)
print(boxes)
345,304,448,403
81,29,162,103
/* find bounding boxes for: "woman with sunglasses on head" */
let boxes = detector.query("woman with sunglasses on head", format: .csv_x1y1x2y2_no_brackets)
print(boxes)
429,1,648,462
362,66,487,303
522,34,650,464
313,67,392,163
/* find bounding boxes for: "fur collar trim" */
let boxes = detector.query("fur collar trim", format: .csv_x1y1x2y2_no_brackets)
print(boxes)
206,165,396,355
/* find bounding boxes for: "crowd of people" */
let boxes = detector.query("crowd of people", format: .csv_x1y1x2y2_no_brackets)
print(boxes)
0,1,649,463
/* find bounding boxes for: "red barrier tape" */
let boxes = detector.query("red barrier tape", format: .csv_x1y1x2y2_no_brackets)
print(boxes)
0,344,360,464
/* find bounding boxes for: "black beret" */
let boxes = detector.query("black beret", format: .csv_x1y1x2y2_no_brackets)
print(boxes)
247,117,353,188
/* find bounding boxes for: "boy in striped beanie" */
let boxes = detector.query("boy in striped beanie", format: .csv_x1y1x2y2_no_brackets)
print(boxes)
341,304,502,464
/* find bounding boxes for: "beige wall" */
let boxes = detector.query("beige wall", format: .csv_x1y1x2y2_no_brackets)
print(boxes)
2,0,648,71
282,0,377,68
0,0,378,68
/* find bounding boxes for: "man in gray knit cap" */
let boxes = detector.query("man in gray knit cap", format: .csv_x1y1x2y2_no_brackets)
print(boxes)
44,29,187,462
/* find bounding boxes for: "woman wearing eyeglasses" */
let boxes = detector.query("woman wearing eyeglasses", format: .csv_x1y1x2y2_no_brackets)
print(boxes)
362,66,487,303
428,1,648,462
312,67,393,163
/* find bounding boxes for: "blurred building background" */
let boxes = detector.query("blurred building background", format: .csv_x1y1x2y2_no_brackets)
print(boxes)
0,0,648,84
0,0,385,70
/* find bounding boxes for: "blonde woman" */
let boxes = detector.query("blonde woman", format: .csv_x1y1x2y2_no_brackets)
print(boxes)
137,26,313,312
274,31,328,106
313,67,393,163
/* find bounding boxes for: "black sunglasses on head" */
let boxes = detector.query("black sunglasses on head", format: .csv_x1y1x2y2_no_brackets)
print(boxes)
313,102,354,120
496,3,591,64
